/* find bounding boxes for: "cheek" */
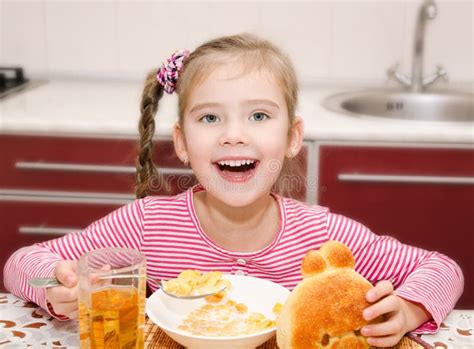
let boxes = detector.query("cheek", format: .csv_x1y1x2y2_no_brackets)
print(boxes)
185,142,216,174
182,125,213,156
261,125,290,155
258,142,288,176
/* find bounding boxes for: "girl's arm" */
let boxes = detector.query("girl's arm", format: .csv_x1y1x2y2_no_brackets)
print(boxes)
3,198,147,317
326,212,464,334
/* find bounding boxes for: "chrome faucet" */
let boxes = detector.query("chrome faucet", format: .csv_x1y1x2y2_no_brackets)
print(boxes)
387,0,447,92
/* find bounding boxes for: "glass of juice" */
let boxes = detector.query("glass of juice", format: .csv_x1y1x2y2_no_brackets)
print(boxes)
78,248,146,349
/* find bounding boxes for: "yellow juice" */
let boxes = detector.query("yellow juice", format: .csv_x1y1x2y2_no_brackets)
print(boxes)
79,287,145,349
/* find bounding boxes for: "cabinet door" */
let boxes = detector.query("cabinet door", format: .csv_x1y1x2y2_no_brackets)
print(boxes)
318,145,474,308
0,201,123,291
0,134,195,196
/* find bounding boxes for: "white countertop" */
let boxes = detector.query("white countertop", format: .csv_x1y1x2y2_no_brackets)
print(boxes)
0,79,472,144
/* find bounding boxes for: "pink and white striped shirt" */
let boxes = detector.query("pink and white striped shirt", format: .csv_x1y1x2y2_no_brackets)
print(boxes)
4,185,464,333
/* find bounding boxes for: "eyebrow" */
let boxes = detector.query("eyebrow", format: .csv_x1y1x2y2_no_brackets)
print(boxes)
189,99,280,114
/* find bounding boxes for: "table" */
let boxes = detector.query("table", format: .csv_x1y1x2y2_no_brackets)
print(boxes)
1,293,472,348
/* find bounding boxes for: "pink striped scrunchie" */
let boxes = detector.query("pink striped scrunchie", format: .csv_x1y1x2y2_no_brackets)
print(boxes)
156,49,190,94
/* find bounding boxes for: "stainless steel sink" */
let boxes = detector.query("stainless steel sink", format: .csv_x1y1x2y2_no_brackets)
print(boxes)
322,89,473,122
322,1,474,123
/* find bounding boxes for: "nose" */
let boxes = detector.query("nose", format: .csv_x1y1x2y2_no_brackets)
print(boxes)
219,118,248,146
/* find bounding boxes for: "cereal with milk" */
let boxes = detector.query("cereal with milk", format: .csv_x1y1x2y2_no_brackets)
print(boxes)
178,295,281,336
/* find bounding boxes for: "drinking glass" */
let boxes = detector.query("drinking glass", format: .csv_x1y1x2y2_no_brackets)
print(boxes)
78,248,146,349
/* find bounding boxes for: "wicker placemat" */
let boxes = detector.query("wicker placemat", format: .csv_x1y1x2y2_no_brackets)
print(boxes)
144,317,425,349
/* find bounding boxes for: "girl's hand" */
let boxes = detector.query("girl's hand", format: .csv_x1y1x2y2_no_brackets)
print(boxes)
361,280,431,347
45,260,78,319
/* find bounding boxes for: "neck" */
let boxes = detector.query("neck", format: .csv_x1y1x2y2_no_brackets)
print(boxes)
193,190,279,252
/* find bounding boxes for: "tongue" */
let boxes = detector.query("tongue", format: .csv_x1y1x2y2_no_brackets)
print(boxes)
221,164,253,172
217,163,256,182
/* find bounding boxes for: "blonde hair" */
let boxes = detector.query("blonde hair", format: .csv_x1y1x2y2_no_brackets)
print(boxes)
136,33,304,199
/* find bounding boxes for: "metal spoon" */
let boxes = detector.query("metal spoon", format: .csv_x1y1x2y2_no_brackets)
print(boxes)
28,276,227,300
28,274,136,288
28,277,63,288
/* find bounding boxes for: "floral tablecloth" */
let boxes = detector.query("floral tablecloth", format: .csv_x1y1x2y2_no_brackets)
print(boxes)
422,312,473,348
0,293,472,348
0,293,78,348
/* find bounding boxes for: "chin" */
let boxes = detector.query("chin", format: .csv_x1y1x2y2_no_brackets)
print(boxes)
203,181,273,208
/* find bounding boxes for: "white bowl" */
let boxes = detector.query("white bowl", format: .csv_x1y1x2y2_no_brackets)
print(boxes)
146,274,290,349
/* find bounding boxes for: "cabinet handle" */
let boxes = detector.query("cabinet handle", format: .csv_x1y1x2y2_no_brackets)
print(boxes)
15,161,193,176
338,173,474,185
19,226,80,235
0,189,134,205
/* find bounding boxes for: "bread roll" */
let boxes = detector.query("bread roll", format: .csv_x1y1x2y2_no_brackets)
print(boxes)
276,241,379,349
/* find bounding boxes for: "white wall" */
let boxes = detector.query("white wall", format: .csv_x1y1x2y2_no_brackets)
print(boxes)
1,0,472,85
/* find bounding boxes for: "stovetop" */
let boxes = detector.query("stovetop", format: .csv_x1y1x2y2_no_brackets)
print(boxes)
0,67,30,99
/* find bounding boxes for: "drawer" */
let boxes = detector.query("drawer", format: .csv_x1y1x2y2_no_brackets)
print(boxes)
0,200,126,291
0,135,195,195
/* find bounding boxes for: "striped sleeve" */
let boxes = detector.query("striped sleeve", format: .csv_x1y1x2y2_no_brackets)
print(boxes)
326,212,464,334
3,198,147,319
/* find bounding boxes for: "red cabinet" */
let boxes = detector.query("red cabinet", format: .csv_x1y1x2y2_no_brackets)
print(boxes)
318,145,474,308
0,201,121,287
0,134,194,194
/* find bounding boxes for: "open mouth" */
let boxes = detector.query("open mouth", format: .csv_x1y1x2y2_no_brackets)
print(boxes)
215,159,258,173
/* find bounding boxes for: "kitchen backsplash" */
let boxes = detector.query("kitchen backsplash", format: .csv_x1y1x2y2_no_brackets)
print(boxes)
1,0,472,84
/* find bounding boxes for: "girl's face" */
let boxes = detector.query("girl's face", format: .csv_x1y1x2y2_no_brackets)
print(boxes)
174,63,302,207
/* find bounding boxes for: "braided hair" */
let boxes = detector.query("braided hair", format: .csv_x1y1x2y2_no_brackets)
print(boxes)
135,70,163,199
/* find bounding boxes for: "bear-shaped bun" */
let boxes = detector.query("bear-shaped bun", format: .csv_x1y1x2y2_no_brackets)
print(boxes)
276,241,378,349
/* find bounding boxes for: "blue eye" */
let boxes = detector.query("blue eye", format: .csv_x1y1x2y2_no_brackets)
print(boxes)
250,112,268,122
200,114,219,123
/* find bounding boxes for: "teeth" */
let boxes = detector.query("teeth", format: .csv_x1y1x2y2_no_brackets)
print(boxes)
217,159,255,167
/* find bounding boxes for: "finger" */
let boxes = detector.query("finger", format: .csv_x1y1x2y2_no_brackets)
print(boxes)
366,280,394,303
367,334,402,348
362,316,404,337
55,261,78,288
90,264,112,286
363,294,399,321
51,301,78,317
46,285,78,303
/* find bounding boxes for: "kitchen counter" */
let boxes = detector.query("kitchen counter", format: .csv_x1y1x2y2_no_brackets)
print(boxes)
0,79,472,144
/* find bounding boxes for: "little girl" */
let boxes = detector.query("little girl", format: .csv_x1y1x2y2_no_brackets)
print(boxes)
4,33,463,347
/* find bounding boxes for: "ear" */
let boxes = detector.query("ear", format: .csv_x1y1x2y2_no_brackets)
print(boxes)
286,116,304,158
173,122,189,164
